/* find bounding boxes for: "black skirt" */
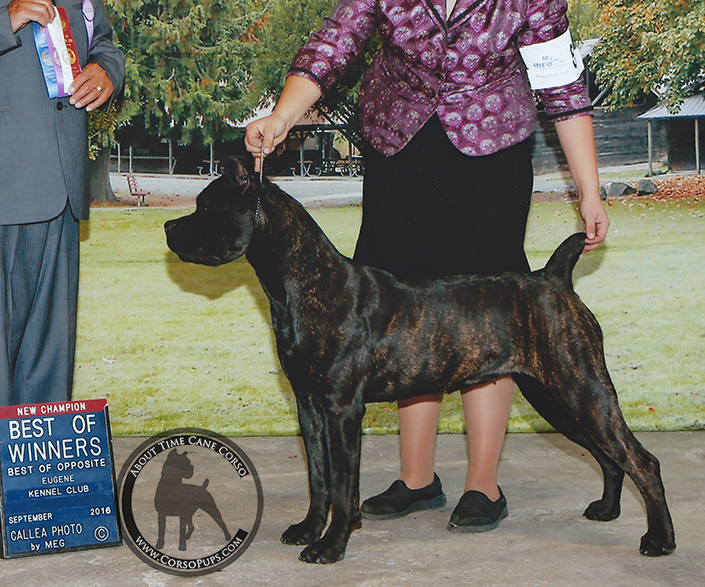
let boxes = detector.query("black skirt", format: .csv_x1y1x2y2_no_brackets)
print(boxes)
353,115,534,278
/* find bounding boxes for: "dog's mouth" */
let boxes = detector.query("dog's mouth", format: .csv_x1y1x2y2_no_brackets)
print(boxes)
176,253,225,267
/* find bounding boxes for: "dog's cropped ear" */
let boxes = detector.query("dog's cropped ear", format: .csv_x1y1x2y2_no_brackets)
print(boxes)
223,158,252,189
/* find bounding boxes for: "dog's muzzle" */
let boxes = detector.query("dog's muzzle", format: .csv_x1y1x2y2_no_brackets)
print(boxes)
165,219,224,266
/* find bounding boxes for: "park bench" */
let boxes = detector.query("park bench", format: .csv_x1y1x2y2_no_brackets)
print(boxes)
127,175,150,206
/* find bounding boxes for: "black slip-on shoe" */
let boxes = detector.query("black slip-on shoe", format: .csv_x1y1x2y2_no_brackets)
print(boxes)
361,473,447,520
447,487,508,533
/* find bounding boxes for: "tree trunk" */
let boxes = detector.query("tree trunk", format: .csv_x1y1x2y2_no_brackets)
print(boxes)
89,146,119,202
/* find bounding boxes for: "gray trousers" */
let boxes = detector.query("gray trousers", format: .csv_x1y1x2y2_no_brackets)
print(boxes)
0,206,79,405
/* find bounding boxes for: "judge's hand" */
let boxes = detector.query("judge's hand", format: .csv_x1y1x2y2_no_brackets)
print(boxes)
8,0,55,33
69,63,114,112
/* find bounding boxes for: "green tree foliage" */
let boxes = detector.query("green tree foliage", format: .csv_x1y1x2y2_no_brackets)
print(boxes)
250,0,379,145
88,103,122,202
88,103,120,160
249,0,338,104
567,0,602,42
590,0,705,110
106,0,266,145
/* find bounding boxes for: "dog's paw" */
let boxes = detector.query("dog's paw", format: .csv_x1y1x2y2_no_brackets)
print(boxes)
298,541,346,564
583,499,620,521
639,531,676,557
281,522,321,546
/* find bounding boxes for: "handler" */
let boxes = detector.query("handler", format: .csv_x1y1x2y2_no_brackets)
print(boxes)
0,0,124,405
246,0,609,532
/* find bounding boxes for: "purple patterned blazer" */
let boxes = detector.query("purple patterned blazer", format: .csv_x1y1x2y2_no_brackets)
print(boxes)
289,0,592,156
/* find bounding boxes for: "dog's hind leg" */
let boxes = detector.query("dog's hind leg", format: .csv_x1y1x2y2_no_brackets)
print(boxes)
281,395,332,547
515,374,624,521
298,398,365,564
201,498,232,542
211,511,231,543
544,373,675,556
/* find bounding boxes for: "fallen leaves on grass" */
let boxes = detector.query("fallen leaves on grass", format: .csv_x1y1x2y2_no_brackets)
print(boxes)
620,175,705,202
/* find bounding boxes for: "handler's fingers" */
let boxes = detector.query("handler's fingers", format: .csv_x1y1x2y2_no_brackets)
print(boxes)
579,196,610,252
246,118,285,172
257,134,277,173
69,64,113,111
583,214,609,252
251,133,265,174
245,124,264,172
584,216,597,242
8,0,55,32
244,124,261,154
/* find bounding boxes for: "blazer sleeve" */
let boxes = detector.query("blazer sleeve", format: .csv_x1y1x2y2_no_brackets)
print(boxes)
288,0,377,93
0,6,20,56
86,0,125,98
517,0,592,122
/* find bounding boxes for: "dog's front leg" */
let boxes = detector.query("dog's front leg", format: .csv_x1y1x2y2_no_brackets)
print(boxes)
155,513,166,549
299,400,365,564
281,395,331,546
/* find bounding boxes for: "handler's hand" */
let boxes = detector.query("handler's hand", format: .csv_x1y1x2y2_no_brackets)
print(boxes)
8,0,55,33
69,63,114,112
579,196,610,252
245,114,290,173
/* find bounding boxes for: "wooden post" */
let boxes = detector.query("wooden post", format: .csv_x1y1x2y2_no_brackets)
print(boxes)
647,120,653,176
299,133,305,176
696,118,701,175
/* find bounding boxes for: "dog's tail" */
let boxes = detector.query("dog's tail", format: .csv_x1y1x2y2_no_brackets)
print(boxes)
202,479,209,489
542,232,586,285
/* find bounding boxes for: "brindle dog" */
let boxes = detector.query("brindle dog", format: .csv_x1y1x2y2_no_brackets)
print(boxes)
164,159,675,563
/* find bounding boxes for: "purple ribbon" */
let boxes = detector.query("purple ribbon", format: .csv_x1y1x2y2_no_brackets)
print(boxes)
82,0,95,48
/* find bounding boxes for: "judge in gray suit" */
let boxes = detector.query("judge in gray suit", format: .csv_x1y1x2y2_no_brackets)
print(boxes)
0,0,124,405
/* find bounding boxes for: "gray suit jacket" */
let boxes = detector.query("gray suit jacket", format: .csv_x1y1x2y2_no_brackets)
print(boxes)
0,0,124,224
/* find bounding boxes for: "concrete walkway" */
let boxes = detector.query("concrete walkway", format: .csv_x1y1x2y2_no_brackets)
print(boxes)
2,431,703,586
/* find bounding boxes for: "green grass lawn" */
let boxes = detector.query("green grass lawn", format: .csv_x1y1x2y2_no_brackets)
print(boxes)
74,196,705,436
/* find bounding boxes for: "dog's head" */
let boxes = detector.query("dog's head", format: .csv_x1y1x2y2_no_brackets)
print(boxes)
162,450,194,480
165,158,262,266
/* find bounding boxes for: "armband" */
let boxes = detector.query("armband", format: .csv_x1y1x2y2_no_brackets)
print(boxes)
519,29,584,91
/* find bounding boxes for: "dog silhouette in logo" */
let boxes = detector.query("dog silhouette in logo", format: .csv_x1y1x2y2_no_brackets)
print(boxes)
154,449,231,551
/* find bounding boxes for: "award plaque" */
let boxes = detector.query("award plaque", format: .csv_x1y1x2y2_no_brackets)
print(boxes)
0,399,121,557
